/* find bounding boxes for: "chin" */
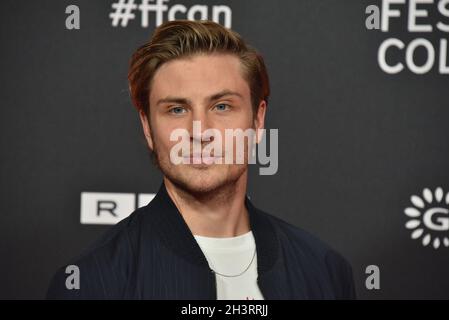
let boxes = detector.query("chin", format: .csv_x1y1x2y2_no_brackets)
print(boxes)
164,163,245,195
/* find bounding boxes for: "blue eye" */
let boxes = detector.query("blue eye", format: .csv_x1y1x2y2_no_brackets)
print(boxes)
215,103,230,111
169,106,186,114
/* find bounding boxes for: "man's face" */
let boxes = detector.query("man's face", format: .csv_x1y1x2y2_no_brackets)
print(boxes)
140,53,266,194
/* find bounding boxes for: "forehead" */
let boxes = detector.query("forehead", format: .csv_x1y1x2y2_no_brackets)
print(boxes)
150,53,250,102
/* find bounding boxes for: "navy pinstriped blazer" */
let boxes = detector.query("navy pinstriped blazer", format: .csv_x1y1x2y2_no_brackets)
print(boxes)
46,182,356,299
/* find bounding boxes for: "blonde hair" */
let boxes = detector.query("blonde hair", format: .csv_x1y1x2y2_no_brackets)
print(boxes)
128,19,270,117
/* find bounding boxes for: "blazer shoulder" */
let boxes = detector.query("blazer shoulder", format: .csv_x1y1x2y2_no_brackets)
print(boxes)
46,205,149,299
261,210,357,299
261,210,334,256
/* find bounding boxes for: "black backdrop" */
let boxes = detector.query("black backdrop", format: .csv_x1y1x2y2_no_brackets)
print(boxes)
1,0,448,299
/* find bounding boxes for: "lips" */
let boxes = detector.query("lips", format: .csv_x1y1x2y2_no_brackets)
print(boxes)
182,154,223,165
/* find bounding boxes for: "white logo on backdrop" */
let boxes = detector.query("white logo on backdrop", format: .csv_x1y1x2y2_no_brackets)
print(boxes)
109,0,232,28
404,187,449,249
80,192,156,225
365,1,449,75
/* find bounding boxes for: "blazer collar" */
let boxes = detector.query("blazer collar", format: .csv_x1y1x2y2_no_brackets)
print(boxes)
147,181,280,277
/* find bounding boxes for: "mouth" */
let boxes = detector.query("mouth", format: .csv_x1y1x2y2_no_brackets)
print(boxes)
182,154,223,165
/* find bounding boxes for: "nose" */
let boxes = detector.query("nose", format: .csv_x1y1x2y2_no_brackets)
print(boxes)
189,109,214,145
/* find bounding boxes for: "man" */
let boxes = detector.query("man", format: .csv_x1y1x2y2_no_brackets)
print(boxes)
47,20,356,300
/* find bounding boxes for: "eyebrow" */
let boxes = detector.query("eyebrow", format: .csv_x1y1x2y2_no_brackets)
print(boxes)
156,89,244,106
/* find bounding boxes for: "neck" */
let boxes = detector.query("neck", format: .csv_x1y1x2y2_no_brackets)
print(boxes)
163,172,250,238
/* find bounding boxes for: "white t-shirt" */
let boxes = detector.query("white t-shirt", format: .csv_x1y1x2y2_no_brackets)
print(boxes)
193,230,264,300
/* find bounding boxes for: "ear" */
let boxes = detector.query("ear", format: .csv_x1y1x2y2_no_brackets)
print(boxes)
254,100,267,144
139,110,154,150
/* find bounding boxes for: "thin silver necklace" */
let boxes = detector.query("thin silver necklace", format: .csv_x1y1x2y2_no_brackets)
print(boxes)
208,247,257,278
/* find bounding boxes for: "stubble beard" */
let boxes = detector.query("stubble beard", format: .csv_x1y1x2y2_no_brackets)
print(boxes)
150,142,248,201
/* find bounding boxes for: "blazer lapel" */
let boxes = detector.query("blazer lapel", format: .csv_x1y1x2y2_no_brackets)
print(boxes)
144,182,307,299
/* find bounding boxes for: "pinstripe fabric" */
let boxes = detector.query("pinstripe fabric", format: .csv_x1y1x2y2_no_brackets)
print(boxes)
46,182,356,300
